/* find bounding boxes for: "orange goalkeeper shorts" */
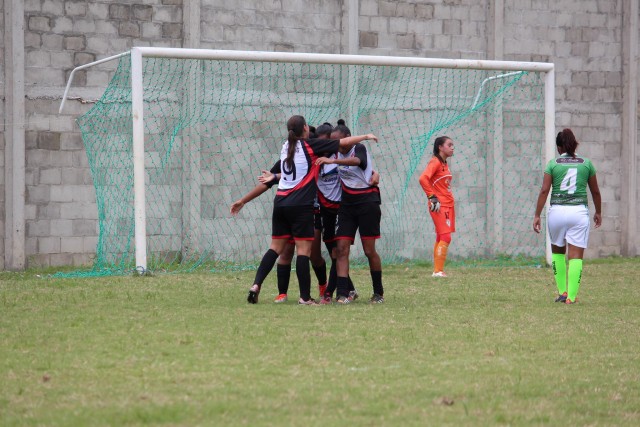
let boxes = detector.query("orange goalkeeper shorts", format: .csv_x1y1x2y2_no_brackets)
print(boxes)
429,205,455,235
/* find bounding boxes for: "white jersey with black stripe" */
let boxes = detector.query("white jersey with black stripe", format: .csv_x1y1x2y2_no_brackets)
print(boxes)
275,138,340,207
337,143,380,205
317,153,342,209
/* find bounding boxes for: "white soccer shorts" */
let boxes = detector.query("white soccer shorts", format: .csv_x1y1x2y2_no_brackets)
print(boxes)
547,204,590,248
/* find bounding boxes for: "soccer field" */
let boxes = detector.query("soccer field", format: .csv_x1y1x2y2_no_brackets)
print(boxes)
1,258,638,426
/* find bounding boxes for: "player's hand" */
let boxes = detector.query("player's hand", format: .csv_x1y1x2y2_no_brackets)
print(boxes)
428,195,440,212
533,216,541,233
315,157,332,166
369,170,380,186
533,215,542,234
593,212,602,228
366,133,378,142
258,170,275,184
230,200,244,216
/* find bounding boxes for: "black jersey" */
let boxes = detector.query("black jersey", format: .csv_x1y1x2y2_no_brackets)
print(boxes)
274,138,340,207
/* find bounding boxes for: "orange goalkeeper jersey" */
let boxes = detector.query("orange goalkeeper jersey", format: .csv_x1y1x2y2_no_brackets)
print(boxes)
419,156,454,207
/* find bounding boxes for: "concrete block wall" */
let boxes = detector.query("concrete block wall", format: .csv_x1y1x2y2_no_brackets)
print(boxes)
358,0,487,59
199,0,343,52
1,0,638,268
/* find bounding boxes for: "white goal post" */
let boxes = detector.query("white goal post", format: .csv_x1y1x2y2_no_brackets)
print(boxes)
61,47,555,273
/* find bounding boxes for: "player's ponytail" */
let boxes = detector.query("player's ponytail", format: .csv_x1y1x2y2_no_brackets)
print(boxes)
285,115,306,169
433,136,451,164
556,128,578,158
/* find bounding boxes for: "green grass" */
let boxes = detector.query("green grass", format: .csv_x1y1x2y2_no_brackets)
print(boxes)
1,258,639,426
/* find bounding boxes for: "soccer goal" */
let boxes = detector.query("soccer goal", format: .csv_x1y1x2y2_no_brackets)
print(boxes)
60,47,555,276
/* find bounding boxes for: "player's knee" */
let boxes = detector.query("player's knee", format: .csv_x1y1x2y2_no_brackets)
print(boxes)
335,241,350,259
439,233,452,244
362,243,378,258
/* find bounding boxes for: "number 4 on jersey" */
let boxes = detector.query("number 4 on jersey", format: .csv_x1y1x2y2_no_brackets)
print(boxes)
560,168,578,194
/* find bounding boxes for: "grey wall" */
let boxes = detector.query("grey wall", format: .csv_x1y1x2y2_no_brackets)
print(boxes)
1,0,638,268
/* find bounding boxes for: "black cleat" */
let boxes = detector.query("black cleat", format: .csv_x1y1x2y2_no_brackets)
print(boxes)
369,294,385,304
247,284,260,304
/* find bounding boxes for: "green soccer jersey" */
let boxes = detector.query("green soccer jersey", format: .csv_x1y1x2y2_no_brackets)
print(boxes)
544,153,596,205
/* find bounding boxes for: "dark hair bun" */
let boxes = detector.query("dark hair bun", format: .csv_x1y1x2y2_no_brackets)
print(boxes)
337,119,345,125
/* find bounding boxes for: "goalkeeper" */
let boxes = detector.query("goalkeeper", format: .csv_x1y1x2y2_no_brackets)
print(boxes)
419,136,455,277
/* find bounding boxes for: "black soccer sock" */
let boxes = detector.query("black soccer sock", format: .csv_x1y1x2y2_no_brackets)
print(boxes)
336,276,349,298
348,275,355,292
312,261,327,286
253,249,279,286
296,255,311,301
325,258,337,297
276,263,291,295
370,270,383,296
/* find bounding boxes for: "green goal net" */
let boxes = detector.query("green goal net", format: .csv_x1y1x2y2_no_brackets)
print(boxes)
66,50,548,276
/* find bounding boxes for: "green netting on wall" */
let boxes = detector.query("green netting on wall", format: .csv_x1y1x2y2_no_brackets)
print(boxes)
61,53,547,277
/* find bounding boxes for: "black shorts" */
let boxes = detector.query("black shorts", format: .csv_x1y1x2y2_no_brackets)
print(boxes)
314,208,322,231
334,202,381,242
272,205,315,241
320,206,338,242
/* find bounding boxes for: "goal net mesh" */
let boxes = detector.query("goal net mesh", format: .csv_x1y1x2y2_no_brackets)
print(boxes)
68,53,546,276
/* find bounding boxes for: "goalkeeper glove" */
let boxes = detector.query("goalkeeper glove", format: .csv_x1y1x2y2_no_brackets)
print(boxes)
428,195,441,212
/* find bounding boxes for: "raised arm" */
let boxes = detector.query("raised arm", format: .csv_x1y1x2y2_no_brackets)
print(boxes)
338,133,378,150
315,156,361,167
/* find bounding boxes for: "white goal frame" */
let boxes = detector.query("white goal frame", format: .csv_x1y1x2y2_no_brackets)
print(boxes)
61,47,555,272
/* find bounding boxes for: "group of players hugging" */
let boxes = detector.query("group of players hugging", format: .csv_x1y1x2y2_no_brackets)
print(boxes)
230,115,457,305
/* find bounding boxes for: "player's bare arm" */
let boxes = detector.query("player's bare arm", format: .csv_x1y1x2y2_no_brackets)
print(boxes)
533,173,552,233
230,183,270,215
315,157,360,166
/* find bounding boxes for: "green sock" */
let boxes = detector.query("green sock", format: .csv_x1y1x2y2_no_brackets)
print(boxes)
551,253,567,295
567,259,583,302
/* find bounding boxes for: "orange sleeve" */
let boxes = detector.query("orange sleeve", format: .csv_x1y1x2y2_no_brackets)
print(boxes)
419,159,436,197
